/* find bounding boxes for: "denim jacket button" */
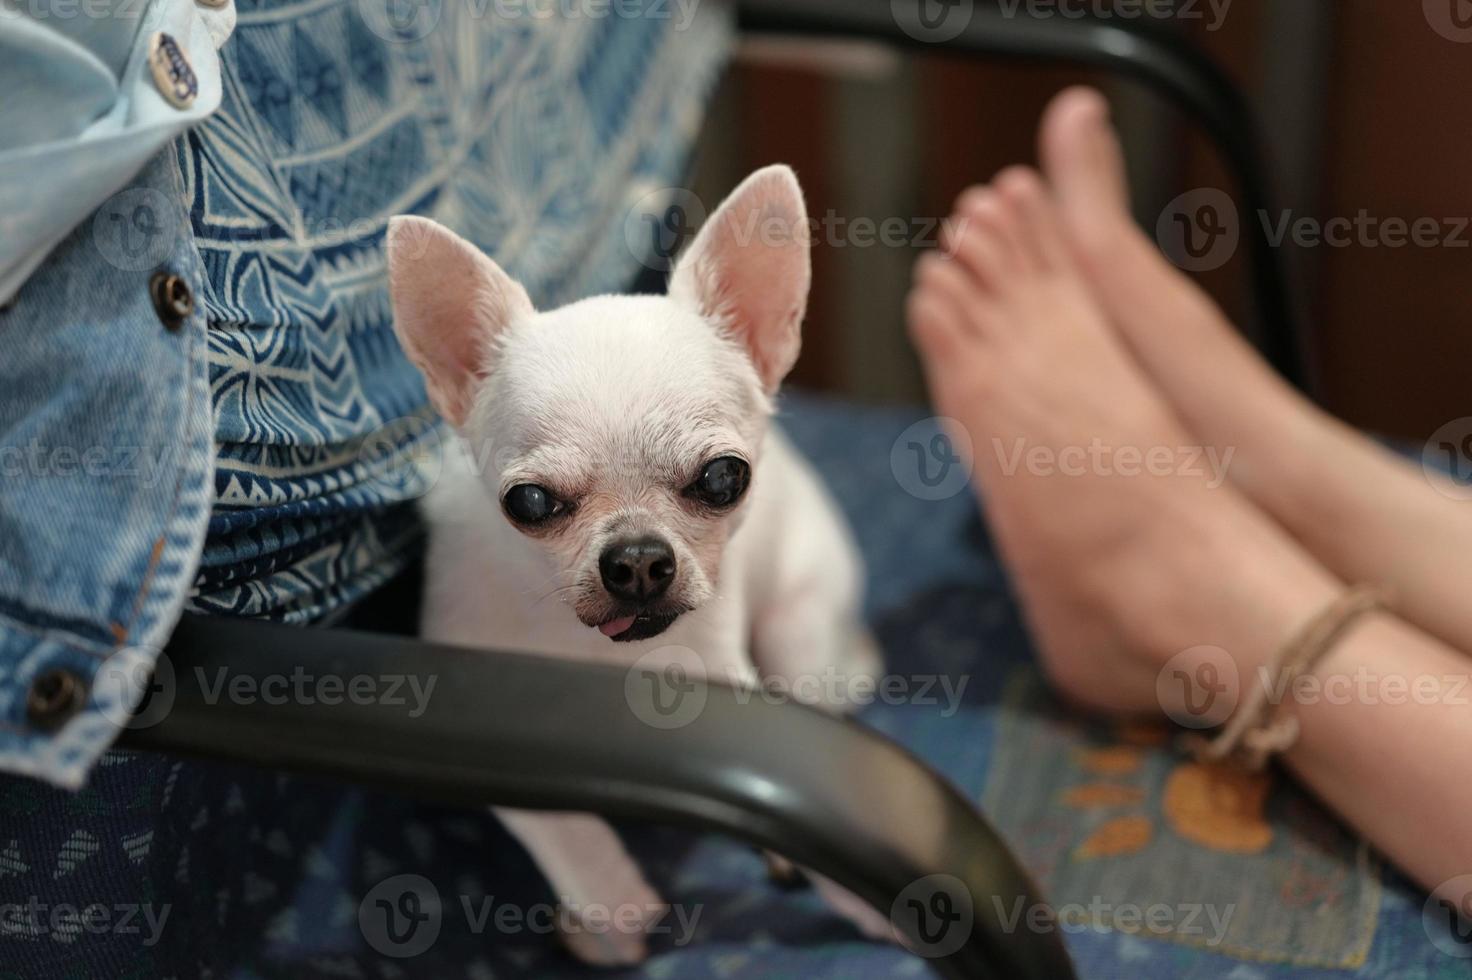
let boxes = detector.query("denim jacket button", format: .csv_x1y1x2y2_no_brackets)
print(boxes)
148,32,199,109
150,272,194,330
26,669,88,731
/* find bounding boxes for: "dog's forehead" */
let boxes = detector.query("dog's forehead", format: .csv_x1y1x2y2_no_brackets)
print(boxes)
483,295,762,471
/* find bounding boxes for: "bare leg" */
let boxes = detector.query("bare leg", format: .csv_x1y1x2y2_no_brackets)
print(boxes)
1038,85,1472,656
905,169,1472,897
1281,614,1472,896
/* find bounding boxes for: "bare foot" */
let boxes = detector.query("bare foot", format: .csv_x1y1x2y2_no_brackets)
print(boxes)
906,167,1340,715
1036,86,1330,499
1039,86,1472,655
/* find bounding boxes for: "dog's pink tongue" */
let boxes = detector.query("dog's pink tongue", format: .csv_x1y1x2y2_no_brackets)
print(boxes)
598,616,637,638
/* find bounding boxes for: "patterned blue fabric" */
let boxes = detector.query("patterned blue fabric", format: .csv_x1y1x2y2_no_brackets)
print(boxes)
184,6,730,624
0,395,1459,978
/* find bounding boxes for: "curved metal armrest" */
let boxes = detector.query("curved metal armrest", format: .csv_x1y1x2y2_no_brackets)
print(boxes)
120,614,1074,980
736,0,1305,391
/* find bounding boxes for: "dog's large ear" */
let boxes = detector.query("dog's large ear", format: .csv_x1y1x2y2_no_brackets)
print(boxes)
668,165,810,395
386,216,534,428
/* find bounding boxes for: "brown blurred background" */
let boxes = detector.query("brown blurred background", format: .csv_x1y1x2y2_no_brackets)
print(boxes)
692,0,1471,442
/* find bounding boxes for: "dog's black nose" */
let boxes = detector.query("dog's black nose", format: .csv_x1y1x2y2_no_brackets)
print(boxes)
599,536,676,602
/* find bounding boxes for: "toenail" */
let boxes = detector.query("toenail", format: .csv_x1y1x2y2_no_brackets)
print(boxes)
957,187,992,214
917,250,954,278
996,168,1041,199
954,185,986,208
1063,85,1109,119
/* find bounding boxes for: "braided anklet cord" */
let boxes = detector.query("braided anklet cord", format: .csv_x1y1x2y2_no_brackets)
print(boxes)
1191,585,1389,771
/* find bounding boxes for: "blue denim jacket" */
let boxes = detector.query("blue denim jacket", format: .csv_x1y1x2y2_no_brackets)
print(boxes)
0,149,215,789
2,1,730,789
0,0,230,789
0,0,236,303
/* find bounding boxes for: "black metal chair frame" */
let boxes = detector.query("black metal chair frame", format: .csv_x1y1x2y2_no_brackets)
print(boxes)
120,5,1298,977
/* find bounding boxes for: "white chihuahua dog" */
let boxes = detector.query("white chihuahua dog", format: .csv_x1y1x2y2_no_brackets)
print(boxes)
386,166,882,964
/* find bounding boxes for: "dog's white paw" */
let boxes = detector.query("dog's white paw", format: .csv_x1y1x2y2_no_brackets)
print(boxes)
840,625,885,689
811,871,899,943
556,889,670,967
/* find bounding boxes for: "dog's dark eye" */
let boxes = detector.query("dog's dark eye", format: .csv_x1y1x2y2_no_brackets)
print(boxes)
503,484,563,525
687,456,750,508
